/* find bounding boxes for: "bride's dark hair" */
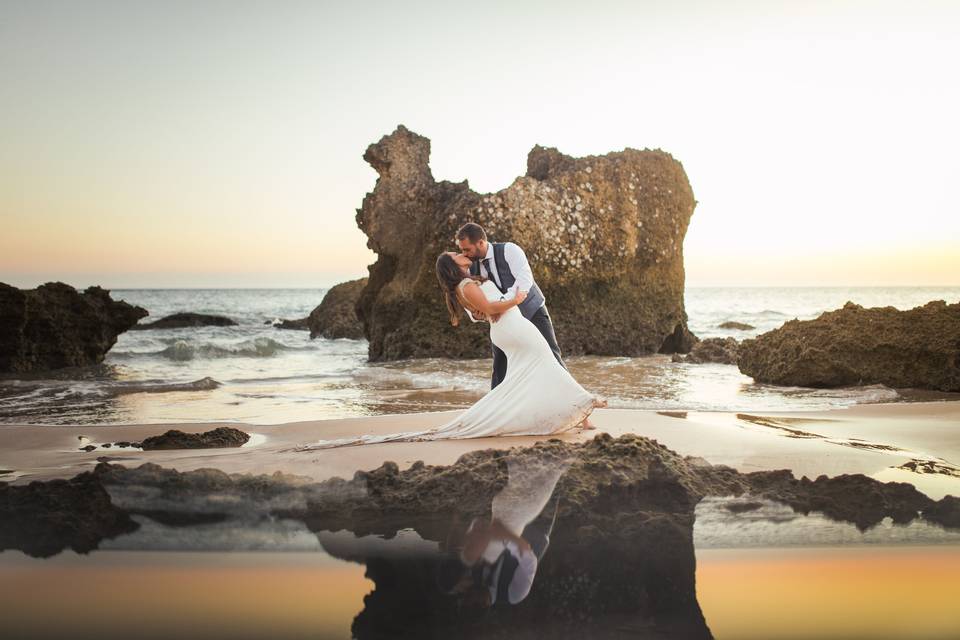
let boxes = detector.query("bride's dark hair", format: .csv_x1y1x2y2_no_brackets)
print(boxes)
436,253,485,327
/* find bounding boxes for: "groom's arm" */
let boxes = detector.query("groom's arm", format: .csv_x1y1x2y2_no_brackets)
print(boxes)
503,242,534,300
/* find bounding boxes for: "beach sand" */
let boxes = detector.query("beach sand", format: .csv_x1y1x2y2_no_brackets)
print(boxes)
3,400,959,499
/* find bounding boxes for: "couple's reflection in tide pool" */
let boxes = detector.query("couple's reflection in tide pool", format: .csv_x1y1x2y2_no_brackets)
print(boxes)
310,451,708,639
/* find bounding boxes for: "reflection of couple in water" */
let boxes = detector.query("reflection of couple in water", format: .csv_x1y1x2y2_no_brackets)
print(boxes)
438,455,570,608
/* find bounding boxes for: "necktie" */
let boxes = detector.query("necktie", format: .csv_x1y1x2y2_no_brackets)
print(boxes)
482,258,500,289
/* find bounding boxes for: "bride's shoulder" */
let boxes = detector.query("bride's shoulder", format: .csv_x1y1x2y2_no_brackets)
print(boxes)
458,277,478,290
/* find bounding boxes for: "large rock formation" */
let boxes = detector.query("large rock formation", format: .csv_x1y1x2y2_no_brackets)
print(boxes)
350,125,698,360
0,281,147,374
738,300,960,390
307,277,367,340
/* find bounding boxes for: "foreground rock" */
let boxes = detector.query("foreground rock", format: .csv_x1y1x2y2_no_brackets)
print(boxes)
130,312,238,330
0,282,147,374
139,426,250,450
307,277,367,340
348,125,697,360
738,300,960,390
672,337,740,364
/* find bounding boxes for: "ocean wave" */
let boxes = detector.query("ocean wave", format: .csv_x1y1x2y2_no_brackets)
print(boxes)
155,337,294,361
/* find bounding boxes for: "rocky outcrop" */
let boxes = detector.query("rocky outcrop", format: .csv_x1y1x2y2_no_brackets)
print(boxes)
349,125,698,360
130,312,237,330
307,277,367,340
672,337,740,364
0,281,147,374
738,300,960,390
139,426,250,450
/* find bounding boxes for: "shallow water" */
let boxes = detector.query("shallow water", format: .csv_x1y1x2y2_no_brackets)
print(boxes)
2,286,958,426
3,489,959,640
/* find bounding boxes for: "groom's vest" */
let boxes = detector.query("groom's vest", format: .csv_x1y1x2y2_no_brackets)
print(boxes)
470,242,545,320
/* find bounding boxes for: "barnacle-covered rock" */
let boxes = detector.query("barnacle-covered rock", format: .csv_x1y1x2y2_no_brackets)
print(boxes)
350,125,699,360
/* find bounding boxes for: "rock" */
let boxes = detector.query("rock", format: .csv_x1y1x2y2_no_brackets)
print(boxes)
307,278,367,340
738,300,960,390
272,317,310,331
130,312,238,330
139,426,250,450
346,125,698,361
718,321,754,330
0,471,139,557
672,337,740,364
0,282,147,374
79,445,97,452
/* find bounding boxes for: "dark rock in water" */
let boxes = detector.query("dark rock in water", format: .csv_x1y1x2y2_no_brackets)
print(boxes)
0,281,147,374
105,376,221,396
718,321,754,330
307,277,367,340
738,300,960,391
79,445,97,452
672,337,740,364
130,312,238,330
139,426,250,450
0,471,138,557
272,317,310,331
343,125,697,361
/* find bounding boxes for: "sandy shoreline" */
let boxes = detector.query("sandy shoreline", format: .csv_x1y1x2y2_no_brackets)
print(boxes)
2,400,959,499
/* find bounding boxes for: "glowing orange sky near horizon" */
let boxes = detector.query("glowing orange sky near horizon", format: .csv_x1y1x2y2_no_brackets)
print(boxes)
2,1,958,289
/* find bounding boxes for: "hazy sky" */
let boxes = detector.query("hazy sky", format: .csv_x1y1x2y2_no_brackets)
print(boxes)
2,0,958,288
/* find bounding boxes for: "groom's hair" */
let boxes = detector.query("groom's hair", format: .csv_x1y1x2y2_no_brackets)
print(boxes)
456,222,486,243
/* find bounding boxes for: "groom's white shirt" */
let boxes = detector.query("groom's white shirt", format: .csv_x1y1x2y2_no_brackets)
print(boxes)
465,241,539,324
479,241,535,302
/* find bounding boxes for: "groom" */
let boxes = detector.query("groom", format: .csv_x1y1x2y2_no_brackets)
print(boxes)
456,222,566,389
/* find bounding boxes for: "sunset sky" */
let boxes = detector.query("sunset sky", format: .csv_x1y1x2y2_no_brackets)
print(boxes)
2,0,958,289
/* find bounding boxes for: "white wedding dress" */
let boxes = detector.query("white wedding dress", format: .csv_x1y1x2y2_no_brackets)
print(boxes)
293,278,599,450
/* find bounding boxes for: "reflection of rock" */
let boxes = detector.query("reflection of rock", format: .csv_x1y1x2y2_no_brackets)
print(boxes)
738,300,960,390
672,337,740,364
718,321,754,330
0,471,138,557
131,312,237,330
308,278,367,340
139,427,250,450
350,125,697,361
0,281,147,373
7,434,960,636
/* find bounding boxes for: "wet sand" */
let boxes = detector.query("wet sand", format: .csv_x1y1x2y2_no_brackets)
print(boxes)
2,400,959,500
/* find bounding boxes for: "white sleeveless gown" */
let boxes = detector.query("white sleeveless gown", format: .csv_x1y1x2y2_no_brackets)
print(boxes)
293,279,598,450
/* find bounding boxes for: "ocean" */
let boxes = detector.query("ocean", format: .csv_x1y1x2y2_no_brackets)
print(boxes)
2,286,958,426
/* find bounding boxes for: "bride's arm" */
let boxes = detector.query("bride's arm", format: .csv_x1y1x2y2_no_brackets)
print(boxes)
462,282,527,315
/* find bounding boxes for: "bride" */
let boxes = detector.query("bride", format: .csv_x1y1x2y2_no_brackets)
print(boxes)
292,252,606,450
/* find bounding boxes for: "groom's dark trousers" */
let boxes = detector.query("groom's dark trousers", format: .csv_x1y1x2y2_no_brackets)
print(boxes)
491,304,565,390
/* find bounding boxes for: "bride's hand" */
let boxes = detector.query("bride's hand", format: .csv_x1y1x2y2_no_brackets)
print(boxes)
515,289,528,305
489,313,501,323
